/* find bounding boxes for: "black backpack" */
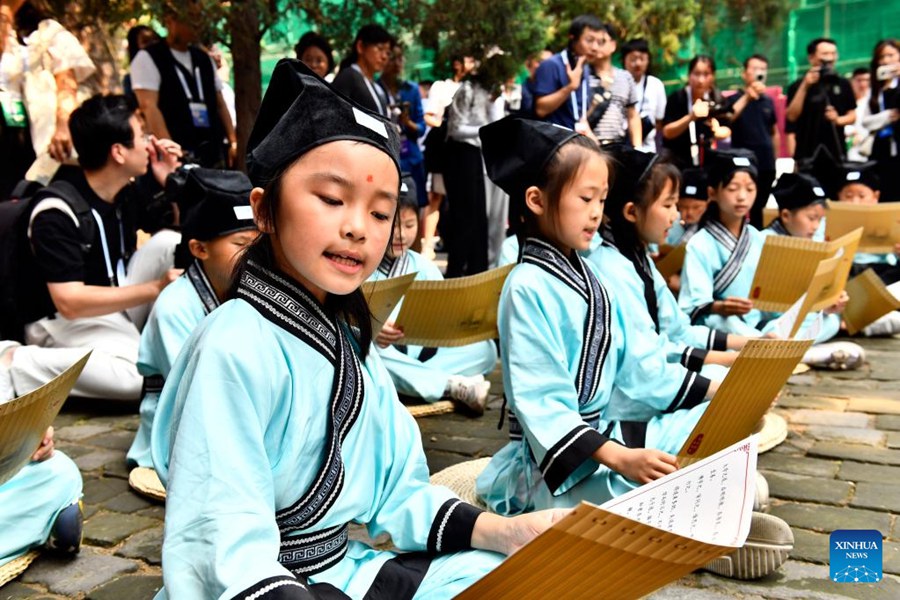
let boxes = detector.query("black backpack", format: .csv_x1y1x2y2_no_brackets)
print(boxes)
0,180,94,342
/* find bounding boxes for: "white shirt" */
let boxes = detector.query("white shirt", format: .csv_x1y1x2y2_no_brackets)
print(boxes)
130,47,223,93
633,74,667,152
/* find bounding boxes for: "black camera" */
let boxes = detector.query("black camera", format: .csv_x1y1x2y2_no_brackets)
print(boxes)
819,60,835,78
755,72,766,83
707,100,731,119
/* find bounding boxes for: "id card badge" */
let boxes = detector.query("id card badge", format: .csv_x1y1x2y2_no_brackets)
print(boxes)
189,102,210,128
0,90,28,128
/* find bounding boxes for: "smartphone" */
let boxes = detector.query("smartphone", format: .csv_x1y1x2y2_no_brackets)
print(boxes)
877,64,897,81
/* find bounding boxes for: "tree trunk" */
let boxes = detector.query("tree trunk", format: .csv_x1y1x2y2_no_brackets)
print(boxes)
228,1,262,174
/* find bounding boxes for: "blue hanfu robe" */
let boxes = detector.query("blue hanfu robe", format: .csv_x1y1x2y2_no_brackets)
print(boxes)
665,219,699,246
151,258,500,600
678,220,776,336
127,261,220,468
0,452,82,567
476,239,710,516
587,235,729,376
368,250,496,402
762,221,840,342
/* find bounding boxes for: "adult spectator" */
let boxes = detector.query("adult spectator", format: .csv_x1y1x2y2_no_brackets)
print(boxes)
2,94,182,401
621,38,667,152
294,31,334,80
533,14,604,129
586,22,640,146
123,25,160,95
860,39,900,201
0,0,95,189
786,38,856,164
662,55,730,169
378,42,427,207
727,54,779,227
332,24,393,117
518,48,553,117
130,2,237,167
850,66,871,102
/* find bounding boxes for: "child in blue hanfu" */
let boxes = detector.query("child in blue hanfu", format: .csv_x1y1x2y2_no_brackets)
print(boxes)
0,361,83,570
369,176,496,414
474,119,792,580
149,60,565,600
679,150,863,369
126,168,258,471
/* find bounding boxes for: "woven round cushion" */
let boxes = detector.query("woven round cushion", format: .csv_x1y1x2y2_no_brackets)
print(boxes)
0,551,39,588
129,467,167,502
755,413,788,454
406,400,455,418
430,457,491,508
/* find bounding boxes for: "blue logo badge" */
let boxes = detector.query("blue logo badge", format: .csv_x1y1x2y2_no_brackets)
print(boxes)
830,530,882,583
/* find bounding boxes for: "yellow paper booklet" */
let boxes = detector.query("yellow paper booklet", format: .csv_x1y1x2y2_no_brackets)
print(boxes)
395,264,514,347
843,269,900,335
678,339,810,467
360,272,417,333
749,229,861,312
654,244,686,279
767,252,845,339
457,437,758,600
825,201,900,253
0,352,90,486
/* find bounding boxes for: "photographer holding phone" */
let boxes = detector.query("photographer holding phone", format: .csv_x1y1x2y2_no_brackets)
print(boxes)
786,38,856,163
860,39,900,201
728,54,779,227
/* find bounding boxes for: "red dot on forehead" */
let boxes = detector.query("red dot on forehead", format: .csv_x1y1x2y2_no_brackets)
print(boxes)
367,174,374,182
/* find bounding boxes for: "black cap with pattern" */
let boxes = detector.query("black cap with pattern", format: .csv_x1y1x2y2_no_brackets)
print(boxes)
246,59,401,187
604,143,658,215
807,145,880,198
771,173,827,211
704,148,759,187
179,168,256,242
680,168,708,200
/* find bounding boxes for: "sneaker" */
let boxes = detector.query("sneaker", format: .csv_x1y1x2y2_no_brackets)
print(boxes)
46,501,83,556
754,414,788,454
703,512,793,580
861,311,900,337
754,472,770,513
0,341,21,403
445,375,490,416
801,341,865,371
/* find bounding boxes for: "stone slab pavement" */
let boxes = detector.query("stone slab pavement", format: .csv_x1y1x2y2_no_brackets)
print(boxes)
3,336,900,599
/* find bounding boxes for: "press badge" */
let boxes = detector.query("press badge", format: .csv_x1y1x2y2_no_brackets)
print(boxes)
0,90,27,128
189,101,210,128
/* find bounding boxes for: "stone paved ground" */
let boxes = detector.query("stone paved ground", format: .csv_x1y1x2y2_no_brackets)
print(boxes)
3,336,900,599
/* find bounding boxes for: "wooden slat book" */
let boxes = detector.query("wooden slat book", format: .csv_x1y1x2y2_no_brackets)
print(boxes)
677,339,811,467
395,264,514,347
360,272,417,334
843,269,900,335
825,201,900,253
0,352,90,486
654,244,687,279
457,438,758,600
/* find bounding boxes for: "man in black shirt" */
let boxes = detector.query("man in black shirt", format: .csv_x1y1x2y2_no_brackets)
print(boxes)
728,54,779,228
1,94,182,402
786,38,856,164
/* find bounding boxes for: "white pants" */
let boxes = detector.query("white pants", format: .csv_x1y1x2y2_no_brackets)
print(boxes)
11,312,142,400
125,229,181,332
484,175,508,268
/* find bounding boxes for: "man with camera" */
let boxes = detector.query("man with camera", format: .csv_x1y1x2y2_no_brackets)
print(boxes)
786,38,856,164
728,54,779,227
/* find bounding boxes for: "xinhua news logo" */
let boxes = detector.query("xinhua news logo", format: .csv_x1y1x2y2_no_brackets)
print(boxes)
830,530,882,583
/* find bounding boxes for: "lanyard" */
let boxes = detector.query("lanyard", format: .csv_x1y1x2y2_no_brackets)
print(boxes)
561,51,588,121
686,86,701,166
174,59,205,103
352,64,386,116
91,209,126,287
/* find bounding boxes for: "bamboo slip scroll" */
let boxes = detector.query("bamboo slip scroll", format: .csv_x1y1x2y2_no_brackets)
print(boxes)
843,269,900,335
394,264,514,347
654,244,687,280
678,339,811,468
825,201,900,253
0,352,90,486
457,437,758,600
360,272,417,334
749,229,861,313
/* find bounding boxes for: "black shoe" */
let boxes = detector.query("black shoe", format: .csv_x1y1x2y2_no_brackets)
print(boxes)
46,501,83,556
